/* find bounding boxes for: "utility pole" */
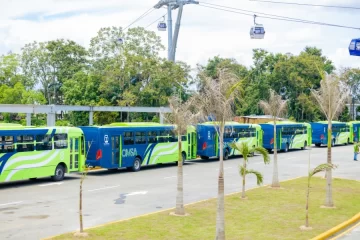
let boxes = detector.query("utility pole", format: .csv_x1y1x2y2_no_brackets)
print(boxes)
154,0,198,62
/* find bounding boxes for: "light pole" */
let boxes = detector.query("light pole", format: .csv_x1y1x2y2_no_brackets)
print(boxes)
154,0,199,62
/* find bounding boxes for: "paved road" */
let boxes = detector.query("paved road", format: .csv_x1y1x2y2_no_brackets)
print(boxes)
337,223,360,240
0,145,359,240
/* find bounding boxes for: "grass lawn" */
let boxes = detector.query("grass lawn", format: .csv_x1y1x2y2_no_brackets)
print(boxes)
53,177,360,240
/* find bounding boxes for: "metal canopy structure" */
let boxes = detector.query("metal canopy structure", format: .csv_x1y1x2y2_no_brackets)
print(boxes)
0,104,171,126
154,0,199,62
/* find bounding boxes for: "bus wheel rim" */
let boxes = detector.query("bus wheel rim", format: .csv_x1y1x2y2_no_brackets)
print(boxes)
135,160,140,169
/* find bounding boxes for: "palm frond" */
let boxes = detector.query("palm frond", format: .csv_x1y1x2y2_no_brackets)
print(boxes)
309,163,337,178
253,146,270,164
229,142,250,160
259,89,288,118
246,169,264,185
239,165,246,177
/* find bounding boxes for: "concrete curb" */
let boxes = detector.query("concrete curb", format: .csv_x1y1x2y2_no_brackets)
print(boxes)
42,176,302,240
311,212,360,240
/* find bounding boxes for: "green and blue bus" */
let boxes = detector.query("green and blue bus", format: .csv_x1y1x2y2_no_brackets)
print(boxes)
311,121,350,147
0,125,85,183
347,121,360,143
260,121,312,152
196,122,263,160
80,123,197,171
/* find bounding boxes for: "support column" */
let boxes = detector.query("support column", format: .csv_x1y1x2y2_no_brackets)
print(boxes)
167,5,173,61
89,109,94,126
26,113,31,126
47,113,56,127
160,112,164,124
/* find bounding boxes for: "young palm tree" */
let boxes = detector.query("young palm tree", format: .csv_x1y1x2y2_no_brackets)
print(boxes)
259,89,287,188
194,67,241,240
311,74,349,207
229,142,270,199
302,162,337,230
166,96,199,216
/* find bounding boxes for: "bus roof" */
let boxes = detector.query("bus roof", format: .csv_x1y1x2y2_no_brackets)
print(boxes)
105,122,170,127
198,121,261,127
261,121,309,126
312,121,345,124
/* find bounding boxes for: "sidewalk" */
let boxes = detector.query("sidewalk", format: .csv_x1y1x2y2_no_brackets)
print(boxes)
335,222,360,240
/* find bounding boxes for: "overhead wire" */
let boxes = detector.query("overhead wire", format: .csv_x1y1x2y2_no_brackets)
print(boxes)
123,7,156,31
248,0,360,10
198,2,360,30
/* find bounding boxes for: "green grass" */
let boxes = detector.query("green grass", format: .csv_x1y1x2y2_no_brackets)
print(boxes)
53,177,360,240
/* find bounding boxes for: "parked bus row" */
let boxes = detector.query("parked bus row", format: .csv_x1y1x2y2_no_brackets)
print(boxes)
1,120,359,183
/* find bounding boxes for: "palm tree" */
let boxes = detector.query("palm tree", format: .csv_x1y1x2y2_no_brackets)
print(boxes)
259,89,288,188
166,96,199,216
311,74,349,207
194,68,241,240
302,162,337,230
230,142,270,199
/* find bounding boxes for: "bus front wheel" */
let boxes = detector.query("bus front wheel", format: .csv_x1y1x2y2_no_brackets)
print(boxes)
182,152,186,165
52,164,65,182
301,141,307,150
224,149,229,160
131,157,142,172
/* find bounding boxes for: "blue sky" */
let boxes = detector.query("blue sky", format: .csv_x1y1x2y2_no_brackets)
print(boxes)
0,0,359,70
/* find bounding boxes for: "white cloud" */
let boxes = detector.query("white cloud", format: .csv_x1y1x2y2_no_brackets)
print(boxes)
0,0,359,69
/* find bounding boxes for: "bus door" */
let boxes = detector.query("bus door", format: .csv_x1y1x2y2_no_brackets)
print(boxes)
111,135,122,168
80,135,85,170
69,137,80,171
187,132,197,159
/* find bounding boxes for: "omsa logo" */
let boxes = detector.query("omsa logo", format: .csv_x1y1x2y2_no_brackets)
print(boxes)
122,148,138,158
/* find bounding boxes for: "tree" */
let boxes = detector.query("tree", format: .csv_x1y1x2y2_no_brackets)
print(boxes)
302,162,336,230
311,74,350,207
194,68,241,240
259,89,288,188
165,96,199,216
229,142,270,199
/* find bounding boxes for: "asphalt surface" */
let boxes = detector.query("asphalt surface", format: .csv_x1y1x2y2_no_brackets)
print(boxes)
0,145,359,240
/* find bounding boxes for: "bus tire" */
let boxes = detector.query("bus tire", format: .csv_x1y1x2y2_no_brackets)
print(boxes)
131,157,141,172
346,138,350,145
200,156,209,160
284,143,289,152
52,164,65,182
182,152,186,165
224,149,229,160
331,139,335,147
301,141,307,150
315,143,321,147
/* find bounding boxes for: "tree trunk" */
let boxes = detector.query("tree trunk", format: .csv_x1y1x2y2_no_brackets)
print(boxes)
175,134,185,215
215,132,225,240
241,157,246,198
325,121,334,207
305,177,310,227
272,120,280,188
79,179,84,233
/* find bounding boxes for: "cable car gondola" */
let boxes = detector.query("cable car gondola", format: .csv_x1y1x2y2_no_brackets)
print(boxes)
250,15,265,39
349,38,360,56
157,16,167,31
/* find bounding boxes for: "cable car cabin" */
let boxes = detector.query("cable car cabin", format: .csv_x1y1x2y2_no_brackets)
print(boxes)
157,22,167,31
349,39,360,56
250,25,265,39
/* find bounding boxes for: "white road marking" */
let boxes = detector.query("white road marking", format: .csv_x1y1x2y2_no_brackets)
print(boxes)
126,191,148,196
0,201,24,207
38,182,63,187
87,185,121,192
164,174,187,179
285,157,296,160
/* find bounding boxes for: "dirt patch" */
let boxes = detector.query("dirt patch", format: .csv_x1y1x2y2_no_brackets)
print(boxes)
21,215,49,219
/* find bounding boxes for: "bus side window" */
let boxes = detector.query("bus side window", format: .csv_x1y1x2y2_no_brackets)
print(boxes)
124,132,134,145
54,134,68,149
16,135,34,152
135,132,146,144
182,135,187,141
0,136,15,153
147,131,157,143
36,135,52,151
